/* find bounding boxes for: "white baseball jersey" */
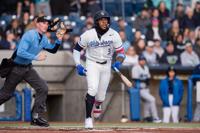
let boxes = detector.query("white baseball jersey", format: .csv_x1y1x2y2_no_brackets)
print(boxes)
78,28,123,62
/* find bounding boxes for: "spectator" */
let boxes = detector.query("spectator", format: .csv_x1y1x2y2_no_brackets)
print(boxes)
81,16,94,32
133,8,151,34
0,33,16,50
158,1,170,22
174,33,185,54
159,41,181,65
183,28,190,43
153,39,164,58
194,38,200,57
25,15,38,31
146,18,166,41
134,39,146,55
116,18,133,42
122,46,138,66
133,30,142,45
193,1,200,27
174,3,184,29
182,7,195,30
60,33,72,50
20,12,31,34
180,41,199,66
151,8,163,27
167,19,181,42
143,41,159,65
188,30,196,45
131,55,161,123
17,0,35,18
87,0,101,16
34,0,51,16
159,66,184,123
195,26,200,39
5,19,23,40
119,30,131,52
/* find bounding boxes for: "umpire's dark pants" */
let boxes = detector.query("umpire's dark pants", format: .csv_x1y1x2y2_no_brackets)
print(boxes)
0,65,48,114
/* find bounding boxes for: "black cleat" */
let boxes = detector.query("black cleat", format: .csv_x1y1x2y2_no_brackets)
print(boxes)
31,117,49,127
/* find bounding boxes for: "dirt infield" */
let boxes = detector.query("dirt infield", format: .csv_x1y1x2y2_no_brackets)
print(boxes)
0,122,199,133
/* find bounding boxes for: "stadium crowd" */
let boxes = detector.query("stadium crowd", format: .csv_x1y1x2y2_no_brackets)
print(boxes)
0,0,200,67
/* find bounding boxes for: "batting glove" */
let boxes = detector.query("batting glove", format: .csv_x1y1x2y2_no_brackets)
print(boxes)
112,61,122,71
76,64,87,76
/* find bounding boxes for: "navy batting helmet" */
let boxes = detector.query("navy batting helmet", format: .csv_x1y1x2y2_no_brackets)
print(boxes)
94,10,110,25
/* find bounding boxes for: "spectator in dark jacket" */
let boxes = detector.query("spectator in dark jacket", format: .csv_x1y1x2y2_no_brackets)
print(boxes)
159,41,181,65
193,1,200,27
159,66,184,123
146,18,166,41
182,7,196,30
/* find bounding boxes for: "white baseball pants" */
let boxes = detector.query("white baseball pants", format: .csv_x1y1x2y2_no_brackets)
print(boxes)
162,94,179,123
86,59,111,102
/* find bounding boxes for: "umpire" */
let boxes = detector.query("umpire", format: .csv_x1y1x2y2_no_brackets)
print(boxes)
0,16,64,127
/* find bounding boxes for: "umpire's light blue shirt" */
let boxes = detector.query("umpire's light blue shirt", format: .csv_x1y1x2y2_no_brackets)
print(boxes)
14,29,61,65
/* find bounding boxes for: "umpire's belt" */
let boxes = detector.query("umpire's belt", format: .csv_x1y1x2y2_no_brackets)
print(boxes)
14,63,32,67
96,61,107,64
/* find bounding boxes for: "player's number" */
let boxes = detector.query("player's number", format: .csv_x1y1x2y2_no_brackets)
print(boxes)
107,48,111,55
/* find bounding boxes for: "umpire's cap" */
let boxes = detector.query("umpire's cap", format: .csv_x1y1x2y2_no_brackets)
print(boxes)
37,16,51,23
94,10,110,23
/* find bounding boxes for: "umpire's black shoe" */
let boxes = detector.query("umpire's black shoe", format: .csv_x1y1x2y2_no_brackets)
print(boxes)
31,117,49,127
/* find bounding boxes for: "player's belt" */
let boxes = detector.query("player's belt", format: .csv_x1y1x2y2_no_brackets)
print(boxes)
96,61,107,64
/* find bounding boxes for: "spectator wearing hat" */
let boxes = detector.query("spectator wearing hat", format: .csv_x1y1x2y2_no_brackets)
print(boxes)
180,41,199,66
143,41,159,66
159,66,184,123
131,55,161,123
159,41,181,65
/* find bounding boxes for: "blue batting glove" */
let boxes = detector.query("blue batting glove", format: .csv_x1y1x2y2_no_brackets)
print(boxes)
112,61,122,71
76,64,87,76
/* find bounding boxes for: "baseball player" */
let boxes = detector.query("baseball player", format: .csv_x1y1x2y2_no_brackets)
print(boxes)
131,55,161,123
0,16,65,127
73,10,125,129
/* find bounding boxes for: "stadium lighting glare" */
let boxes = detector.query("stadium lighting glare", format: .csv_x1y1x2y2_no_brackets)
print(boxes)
141,34,146,39
46,16,51,20
71,22,76,26
1,21,5,25
29,15,34,20
80,16,86,21
132,28,136,33
12,15,17,19
113,16,119,21
130,16,135,21
63,16,68,20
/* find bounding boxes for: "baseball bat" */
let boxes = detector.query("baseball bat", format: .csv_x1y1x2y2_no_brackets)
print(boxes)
113,67,133,88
